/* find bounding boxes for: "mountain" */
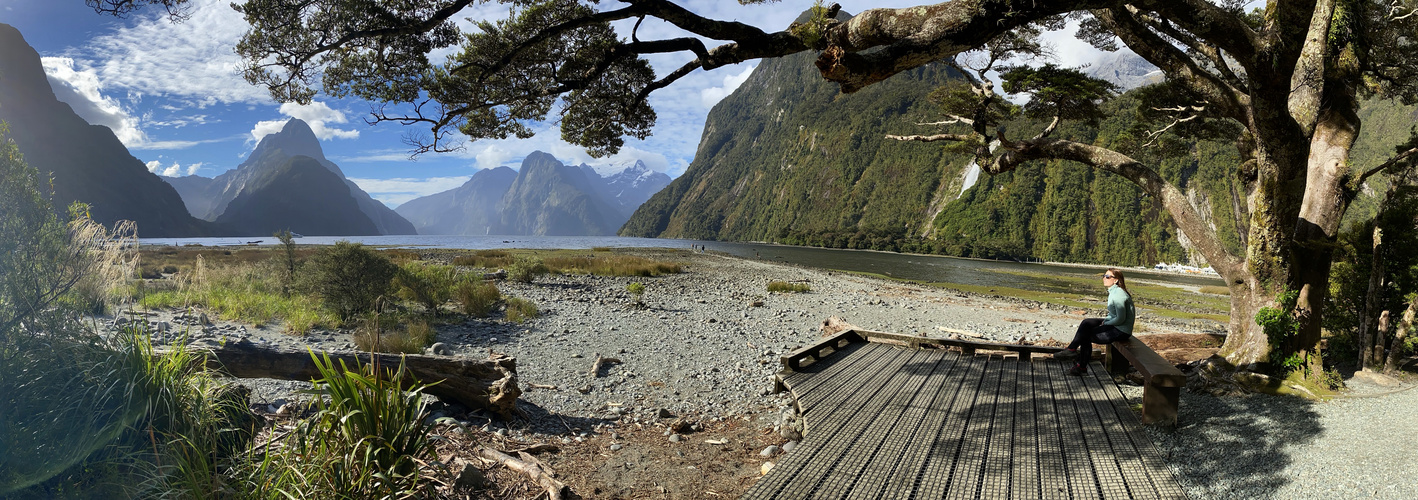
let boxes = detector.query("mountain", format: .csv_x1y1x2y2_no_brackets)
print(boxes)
1084,51,1163,91
577,160,671,218
0,23,211,237
620,31,973,244
213,156,378,236
618,11,1199,266
168,118,416,236
497,152,627,236
395,152,662,235
395,166,517,235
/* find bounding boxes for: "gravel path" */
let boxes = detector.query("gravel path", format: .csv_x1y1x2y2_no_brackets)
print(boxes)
1126,377,1418,500
123,249,1417,497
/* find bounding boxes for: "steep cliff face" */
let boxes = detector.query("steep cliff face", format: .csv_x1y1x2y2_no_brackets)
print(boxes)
172,118,416,236
620,47,970,243
0,23,211,237
497,152,626,236
395,166,517,235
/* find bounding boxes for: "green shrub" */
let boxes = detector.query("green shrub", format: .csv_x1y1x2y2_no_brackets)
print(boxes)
627,282,646,304
393,261,457,314
508,257,549,283
232,352,436,498
456,278,501,317
355,316,436,354
505,297,539,323
452,249,514,269
767,281,812,293
299,241,398,320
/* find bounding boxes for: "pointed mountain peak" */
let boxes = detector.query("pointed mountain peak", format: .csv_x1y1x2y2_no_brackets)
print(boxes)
244,118,326,168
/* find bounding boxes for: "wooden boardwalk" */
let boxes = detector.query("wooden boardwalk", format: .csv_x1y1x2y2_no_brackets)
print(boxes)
742,341,1187,499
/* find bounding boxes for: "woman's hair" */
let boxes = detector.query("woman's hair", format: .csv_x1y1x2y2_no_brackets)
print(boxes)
1107,268,1130,296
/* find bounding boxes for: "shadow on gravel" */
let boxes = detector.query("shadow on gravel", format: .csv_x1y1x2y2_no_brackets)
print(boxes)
1148,391,1322,498
514,400,615,435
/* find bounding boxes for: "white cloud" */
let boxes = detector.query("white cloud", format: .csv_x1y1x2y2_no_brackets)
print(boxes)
347,176,473,207
475,144,518,170
250,102,360,143
146,160,204,177
79,0,268,104
41,57,147,145
699,63,756,108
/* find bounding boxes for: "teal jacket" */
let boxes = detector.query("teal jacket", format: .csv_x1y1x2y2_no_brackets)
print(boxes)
1102,284,1135,333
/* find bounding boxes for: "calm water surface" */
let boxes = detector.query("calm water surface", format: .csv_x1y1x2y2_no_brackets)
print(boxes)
140,235,1223,294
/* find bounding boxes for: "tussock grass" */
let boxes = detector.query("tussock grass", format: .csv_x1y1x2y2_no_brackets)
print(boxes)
767,281,811,293
456,279,501,317
132,260,338,334
354,318,436,354
1198,285,1231,295
505,297,539,324
542,254,682,276
382,248,422,263
451,249,514,269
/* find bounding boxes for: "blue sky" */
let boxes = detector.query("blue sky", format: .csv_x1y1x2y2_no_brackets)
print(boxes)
1,0,1106,207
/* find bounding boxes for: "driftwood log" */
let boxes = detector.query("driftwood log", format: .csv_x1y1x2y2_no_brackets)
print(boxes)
477,447,568,500
182,340,521,419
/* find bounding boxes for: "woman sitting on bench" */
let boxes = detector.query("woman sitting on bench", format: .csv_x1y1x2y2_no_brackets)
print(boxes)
1053,268,1135,375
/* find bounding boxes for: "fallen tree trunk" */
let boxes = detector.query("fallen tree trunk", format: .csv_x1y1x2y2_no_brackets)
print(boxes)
177,340,521,419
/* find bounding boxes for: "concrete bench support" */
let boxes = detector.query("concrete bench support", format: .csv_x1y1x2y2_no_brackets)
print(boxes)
1105,337,1186,426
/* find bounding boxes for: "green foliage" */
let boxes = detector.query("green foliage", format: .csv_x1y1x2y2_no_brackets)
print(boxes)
235,352,436,498
504,297,539,324
626,282,645,304
767,281,811,293
0,123,141,494
299,241,398,320
1256,289,1304,371
274,229,297,297
393,261,458,314
455,278,501,317
133,259,338,335
508,256,549,283
1000,64,1118,126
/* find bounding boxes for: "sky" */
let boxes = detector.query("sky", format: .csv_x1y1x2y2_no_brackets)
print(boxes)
0,0,1109,207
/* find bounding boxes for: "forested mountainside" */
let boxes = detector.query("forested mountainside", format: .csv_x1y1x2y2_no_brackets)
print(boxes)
623,45,1416,267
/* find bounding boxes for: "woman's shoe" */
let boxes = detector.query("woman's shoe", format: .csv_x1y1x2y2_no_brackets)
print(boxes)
1052,348,1078,360
1066,364,1087,376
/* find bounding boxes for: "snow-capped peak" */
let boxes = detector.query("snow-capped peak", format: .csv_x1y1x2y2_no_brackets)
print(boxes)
587,159,649,178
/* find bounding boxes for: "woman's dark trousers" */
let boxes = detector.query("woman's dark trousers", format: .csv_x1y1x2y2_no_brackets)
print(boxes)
1067,318,1130,364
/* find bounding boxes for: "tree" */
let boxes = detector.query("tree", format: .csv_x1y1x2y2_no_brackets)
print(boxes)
107,1,1418,370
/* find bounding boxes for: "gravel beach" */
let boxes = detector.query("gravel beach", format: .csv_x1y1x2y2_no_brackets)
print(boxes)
124,249,1416,499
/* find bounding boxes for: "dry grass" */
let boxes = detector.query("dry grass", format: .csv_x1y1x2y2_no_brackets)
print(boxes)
504,297,538,324
767,281,811,293
354,319,436,354
456,280,501,317
1198,285,1231,295
542,254,682,277
451,250,514,269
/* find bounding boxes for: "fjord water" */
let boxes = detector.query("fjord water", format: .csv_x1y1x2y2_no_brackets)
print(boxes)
140,235,1223,294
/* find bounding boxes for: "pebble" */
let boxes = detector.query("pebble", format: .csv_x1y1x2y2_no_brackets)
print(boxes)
668,434,683,443
609,444,623,452
759,445,780,457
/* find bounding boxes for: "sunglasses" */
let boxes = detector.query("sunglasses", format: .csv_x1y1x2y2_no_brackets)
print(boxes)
1103,274,1116,279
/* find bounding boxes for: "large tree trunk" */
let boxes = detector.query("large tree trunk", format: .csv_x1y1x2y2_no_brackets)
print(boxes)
183,341,522,419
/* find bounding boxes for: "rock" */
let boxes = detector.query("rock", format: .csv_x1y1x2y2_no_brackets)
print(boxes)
454,460,490,490
1352,369,1402,387
759,445,780,457
781,425,802,441
783,441,797,453
760,462,774,475
428,342,451,356
609,443,623,451
668,434,683,443
657,408,675,419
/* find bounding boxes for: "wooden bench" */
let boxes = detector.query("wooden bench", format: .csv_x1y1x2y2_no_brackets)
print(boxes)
1104,337,1186,426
